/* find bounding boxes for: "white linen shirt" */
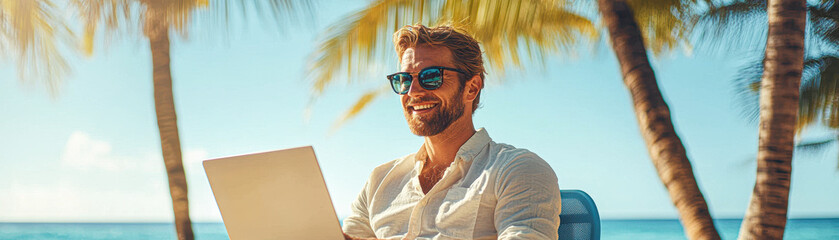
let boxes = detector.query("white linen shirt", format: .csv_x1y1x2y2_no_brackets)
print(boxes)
342,128,561,240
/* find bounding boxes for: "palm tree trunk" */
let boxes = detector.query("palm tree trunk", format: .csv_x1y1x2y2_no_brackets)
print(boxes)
147,15,194,240
737,0,805,239
597,0,720,239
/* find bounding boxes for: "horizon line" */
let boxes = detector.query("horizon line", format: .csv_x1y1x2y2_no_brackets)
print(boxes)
3,217,838,224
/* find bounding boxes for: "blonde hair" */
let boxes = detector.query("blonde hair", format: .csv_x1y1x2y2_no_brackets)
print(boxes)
393,23,485,113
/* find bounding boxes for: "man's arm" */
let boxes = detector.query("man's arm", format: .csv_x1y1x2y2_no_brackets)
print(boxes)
343,233,384,240
342,181,378,239
342,186,388,240
494,155,561,240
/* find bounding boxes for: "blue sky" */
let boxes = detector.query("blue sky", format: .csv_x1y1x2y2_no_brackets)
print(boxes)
1,0,838,223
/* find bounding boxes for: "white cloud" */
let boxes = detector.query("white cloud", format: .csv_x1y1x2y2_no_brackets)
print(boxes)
61,131,121,171
8,131,224,222
0,181,172,222
59,129,213,177
60,131,162,172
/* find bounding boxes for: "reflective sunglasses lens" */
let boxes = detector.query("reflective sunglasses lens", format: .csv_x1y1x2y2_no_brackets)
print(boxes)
419,68,443,89
390,73,412,94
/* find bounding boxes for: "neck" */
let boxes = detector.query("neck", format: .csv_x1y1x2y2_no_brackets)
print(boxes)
423,116,476,169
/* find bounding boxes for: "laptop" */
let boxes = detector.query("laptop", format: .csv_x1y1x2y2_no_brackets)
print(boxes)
203,146,344,240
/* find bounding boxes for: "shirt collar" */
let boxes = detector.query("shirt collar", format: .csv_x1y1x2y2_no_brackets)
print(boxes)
413,128,491,163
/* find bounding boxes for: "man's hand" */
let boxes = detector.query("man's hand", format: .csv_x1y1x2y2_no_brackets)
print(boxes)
343,232,354,240
343,232,386,240
343,232,368,240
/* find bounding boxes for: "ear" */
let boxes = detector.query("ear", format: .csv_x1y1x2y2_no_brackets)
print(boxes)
463,74,482,103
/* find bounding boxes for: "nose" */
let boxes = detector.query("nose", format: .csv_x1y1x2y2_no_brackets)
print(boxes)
406,75,428,97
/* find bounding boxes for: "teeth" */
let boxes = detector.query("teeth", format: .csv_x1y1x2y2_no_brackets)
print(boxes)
413,104,435,110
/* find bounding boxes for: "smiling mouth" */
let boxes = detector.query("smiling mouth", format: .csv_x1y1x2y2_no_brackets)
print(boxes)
409,103,438,114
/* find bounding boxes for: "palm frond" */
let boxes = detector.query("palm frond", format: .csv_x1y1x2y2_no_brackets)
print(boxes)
798,63,824,132
308,0,436,128
139,0,207,38
815,56,839,129
734,55,839,132
807,2,839,51
200,0,314,37
796,137,836,155
440,0,596,75
732,51,765,124
330,87,388,134
625,0,697,56
309,0,595,129
0,7,6,52
70,0,134,55
0,0,75,96
694,1,839,56
692,0,767,55
738,136,836,168
695,0,765,31
72,0,312,51
308,0,441,99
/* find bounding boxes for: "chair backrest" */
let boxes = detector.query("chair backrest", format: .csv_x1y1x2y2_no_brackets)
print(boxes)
558,189,600,240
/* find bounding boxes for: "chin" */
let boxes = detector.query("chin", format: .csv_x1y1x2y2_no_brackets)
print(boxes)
408,124,433,136
407,120,452,136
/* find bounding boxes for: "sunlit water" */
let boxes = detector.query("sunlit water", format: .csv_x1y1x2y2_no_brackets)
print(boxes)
1,219,836,239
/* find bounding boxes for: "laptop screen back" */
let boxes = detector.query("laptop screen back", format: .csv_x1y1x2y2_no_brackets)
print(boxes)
203,146,343,240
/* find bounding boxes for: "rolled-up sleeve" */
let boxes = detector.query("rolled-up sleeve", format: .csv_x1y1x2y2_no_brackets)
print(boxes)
494,155,561,240
342,181,377,238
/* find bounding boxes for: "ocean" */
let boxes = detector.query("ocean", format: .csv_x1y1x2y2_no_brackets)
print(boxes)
1,219,837,239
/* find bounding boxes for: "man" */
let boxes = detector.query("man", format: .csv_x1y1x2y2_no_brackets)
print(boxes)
343,24,561,240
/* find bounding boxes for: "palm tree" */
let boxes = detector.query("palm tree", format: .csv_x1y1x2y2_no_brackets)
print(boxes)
698,2,823,237
699,1,839,168
71,1,312,239
310,0,722,238
596,0,721,239
739,0,806,238
0,0,73,95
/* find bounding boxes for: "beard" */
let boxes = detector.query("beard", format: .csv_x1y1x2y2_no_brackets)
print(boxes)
404,88,465,136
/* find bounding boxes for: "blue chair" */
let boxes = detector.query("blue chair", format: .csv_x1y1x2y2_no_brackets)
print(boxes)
558,190,600,240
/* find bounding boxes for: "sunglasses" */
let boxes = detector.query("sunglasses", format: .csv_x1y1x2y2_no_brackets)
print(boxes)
387,66,468,95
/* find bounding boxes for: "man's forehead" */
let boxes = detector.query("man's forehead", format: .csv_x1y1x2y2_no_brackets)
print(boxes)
400,46,453,70
401,49,418,66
